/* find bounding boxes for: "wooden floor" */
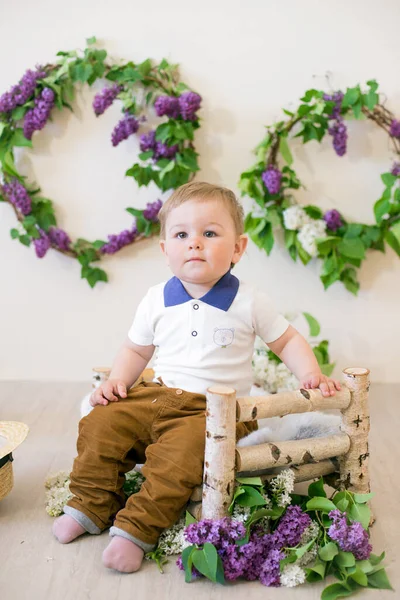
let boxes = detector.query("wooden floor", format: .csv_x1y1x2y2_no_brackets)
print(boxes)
0,381,398,600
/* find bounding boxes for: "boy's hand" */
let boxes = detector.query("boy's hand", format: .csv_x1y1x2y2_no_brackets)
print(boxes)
300,372,341,398
90,379,128,407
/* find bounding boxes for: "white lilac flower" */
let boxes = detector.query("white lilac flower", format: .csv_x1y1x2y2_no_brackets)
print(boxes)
280,564,306,587
270,470,295,507
157,517,190,555
298,544,318,567
297,220,327,257
282,205,312,231
231,504,252,523
44,471,73,517
300,521,320,545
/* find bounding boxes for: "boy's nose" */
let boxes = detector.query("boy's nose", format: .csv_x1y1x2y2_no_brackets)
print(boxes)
189,238,203,250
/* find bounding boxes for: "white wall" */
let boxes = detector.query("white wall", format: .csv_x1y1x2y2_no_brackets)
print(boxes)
1,0,400,382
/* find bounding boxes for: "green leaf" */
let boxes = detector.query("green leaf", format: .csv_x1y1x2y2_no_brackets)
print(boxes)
181,546,196,583
348,502,370,530
316,236,339,255
342,87,360,107
306,497,337,512
85,267,108,288
126,207,143,218
353,492,374,504
369,551,385,566
349,567,368,586
10,228,20,239
185,510,197,525
321,582,355,600
319,542,339,562
335,498,349,512
191,543,220,582
381,172,396,187
385,230,400,256
335,551,356,568
138,150,154,161
305,559,326,582
235,476,263,486
337,238,365,260
11,128,32,148
19,235,31,247
234,485,267,508
11,106,27,121
352,100,363,119
279,135,293,166
304,205,323,219
367,568,393,590
73,63,94,83
303,312,321,337
86,36,97,45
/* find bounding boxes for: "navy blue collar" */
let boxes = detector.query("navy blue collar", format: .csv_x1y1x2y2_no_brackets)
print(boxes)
163,271,239,312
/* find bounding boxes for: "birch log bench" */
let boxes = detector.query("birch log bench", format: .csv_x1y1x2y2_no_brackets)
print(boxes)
90,366,371,522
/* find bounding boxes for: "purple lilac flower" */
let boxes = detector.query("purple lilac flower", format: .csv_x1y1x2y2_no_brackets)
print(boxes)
143,199,163,222
139,130,178,160
0,68,46,114
154,141,178,159
259,549,285,587
184,517,246,547
2,178,32,215
324,209,343,231
23,87,55,140
48,227,71,251
111,115,139,147
100,226,138,255
178,91,201,121
262,165,282,195
92,85,122,116
391,162,400,176
154,95,181,119
33,231,51,258
389,120,400,139
323,91,344,120
328,119,348,157
139,130,156,153
328,510,372,560
272,505,312,548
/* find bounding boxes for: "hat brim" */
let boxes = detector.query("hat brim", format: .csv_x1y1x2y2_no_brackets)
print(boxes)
0,422,29,460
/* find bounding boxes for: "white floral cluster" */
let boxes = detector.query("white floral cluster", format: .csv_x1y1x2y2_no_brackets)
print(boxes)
280,563,307,587
44,470,73,517
252,337,298,394
231,503,252,523
283,205,327,257
269,469,295,508
156,516,190,556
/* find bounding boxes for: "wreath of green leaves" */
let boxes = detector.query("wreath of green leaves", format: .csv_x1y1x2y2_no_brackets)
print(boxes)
239,81,400,294
0,37,201,287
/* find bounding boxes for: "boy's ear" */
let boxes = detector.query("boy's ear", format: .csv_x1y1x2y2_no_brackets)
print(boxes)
159,239,166,256
232,234,248,264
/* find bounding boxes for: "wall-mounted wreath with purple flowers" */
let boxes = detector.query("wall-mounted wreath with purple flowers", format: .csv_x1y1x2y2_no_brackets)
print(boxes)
0,38,202,287
239,81,400,294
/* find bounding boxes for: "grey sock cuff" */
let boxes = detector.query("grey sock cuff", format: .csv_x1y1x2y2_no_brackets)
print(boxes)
109,526,155,552
63,506,102,535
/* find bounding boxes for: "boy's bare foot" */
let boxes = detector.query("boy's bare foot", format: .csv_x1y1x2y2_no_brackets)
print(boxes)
102,536,144,573
52,514,86,544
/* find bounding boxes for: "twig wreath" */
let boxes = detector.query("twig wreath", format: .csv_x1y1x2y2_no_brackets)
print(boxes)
239,81,400,294
0,37,201,287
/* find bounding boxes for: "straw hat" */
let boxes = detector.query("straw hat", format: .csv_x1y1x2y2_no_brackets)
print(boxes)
0,422,29,501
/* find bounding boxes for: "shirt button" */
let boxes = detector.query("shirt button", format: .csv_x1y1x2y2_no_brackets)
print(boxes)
176,389,183,395
193,304,199,310
191,330,198,337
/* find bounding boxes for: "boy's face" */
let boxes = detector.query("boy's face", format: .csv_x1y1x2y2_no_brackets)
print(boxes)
159,198,247,286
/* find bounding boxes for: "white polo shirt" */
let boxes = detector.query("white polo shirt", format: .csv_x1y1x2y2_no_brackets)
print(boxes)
128,271,289,397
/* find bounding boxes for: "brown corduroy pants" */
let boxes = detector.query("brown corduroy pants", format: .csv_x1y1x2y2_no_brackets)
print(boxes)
66,380,257,550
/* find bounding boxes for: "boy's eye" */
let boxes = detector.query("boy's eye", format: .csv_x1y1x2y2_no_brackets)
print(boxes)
176,232,187,239
204,231,216,238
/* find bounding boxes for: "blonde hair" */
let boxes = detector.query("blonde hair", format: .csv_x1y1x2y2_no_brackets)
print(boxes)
158,181,244,238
